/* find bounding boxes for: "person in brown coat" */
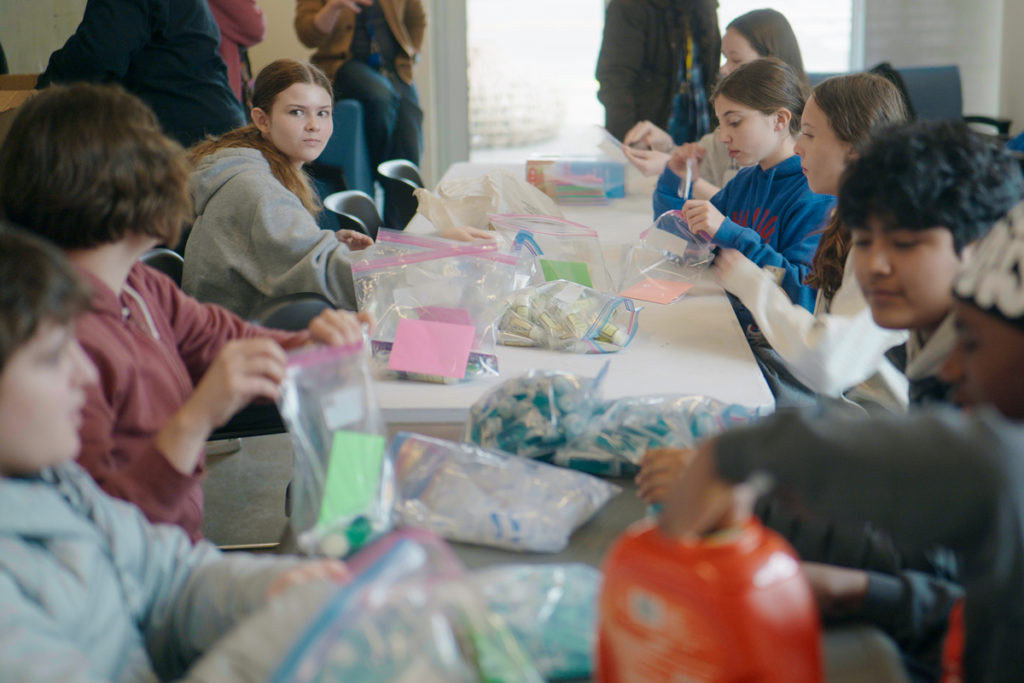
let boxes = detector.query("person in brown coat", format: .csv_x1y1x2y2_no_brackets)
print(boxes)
295,0,426,172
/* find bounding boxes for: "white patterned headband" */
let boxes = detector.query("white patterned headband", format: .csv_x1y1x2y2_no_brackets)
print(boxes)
954,200,1024,329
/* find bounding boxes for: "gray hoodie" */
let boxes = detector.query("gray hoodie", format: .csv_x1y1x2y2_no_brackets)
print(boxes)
184,148,357,319
0,461,311,681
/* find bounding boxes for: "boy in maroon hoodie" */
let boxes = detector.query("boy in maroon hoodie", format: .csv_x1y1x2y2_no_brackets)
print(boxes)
0,83,371,541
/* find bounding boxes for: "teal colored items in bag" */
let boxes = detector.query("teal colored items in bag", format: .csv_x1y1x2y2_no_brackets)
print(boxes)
472,564,602,680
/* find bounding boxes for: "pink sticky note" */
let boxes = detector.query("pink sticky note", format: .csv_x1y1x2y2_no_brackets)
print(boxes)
416,306,474,325
620,278,694,304
388,318,476,379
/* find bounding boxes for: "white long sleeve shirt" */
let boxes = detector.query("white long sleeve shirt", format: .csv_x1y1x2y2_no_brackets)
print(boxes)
719,249,909,412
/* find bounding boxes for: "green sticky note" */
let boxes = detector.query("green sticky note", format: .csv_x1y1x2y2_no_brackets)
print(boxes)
539,258,593,287
318,430,386,527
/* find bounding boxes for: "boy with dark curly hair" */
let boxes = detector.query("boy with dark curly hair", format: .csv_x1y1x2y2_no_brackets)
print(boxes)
839,120,1023,404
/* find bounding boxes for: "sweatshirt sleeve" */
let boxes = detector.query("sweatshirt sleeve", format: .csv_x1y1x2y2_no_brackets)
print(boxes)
75,352,207,533
714,408,1022,555
404,0,427,53
0,573,104,682
294,0,332,48
66,468,305,679
720,253,907,396
38,0,151,87
595,0,648,141
653,165,685,217
713,408,1024,682
712,192,831,313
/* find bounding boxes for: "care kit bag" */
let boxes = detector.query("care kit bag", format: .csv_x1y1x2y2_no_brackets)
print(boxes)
276,341,392,557
498,280,638,353
471,563,602,680
556,395,763,476
464,366,608,459
389,432,619,553
352,240,518,383
414,169,563,233
489,213,614,292
618,209,714,304
272,528,543,682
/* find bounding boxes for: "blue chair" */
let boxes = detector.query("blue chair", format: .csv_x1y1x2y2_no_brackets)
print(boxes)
808,64,1011,137
309,99,375,230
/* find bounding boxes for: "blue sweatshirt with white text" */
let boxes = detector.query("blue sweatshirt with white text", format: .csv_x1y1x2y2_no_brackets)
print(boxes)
654,155,834,329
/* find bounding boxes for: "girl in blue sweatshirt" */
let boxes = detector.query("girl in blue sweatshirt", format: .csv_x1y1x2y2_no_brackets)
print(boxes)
653,58,833,318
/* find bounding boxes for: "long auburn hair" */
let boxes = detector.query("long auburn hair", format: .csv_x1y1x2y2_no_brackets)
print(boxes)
804,73,908,299
189,59,333,217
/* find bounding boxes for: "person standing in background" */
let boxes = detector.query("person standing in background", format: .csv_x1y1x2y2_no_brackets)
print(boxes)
208,0,267,105
596,0,720,143
36,0,245,147
295,0,426,173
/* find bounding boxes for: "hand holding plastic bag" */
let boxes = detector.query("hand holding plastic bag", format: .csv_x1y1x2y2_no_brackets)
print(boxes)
618,210,714,302
276,342,392,557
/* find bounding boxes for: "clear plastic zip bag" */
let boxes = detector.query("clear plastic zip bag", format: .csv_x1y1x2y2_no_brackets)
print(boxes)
618,210,714,303
276,342,392,557
555,394,764,476
465,366,608,459
271,528,543,682
498,280,639,353
489,213,615,292
470,563,602,680
352,241,518,383
389,433,619,553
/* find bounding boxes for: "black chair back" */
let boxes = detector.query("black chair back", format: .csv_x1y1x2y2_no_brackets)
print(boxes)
140,247,184,287
209,292,336,442
324,190,382,239
377,159,423,229
250,292,335,331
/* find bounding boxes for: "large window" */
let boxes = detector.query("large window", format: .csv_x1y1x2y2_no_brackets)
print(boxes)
464,1,856,161
718,0,856,73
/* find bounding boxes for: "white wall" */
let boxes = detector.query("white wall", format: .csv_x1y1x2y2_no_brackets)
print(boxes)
999,0,1024,135
1,0,86,73
862,0,1005,121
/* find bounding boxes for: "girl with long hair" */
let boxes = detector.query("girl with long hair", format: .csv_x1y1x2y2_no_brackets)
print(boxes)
712,72,910,410
623,8,805,198
653,58,833,324
184,58,373,319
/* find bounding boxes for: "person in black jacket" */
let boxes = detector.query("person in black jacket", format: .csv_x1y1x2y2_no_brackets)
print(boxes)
37,0,244,147
596,0,720,143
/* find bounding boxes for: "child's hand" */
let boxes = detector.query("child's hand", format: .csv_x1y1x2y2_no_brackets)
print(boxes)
667,143,706,177
636,448,695,503
709,247,753,287
682,199,725,239
266,559,351,600
801,562,869,616
622,146,670,177
657,439,756,539
438,225,495,241
307,309,374,347
336,229,373,251
191,339,288,429
624,120,673,152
